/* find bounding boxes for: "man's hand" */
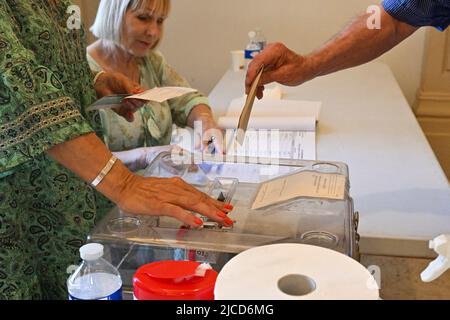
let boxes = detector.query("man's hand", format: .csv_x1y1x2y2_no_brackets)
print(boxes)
94,71,146,122
246,6,419,101
245,43,316,99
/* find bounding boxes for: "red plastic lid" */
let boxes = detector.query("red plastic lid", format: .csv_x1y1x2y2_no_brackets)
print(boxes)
133,261,218,300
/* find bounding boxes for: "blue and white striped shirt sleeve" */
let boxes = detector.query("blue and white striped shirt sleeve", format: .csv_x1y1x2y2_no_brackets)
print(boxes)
382,0,450,31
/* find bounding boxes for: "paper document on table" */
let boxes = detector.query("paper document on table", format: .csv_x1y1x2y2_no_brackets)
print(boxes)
226,98,321,119
218,116,316,131
86,87,197,111
219,97,321,160
225,130,316,160
251,170,346,210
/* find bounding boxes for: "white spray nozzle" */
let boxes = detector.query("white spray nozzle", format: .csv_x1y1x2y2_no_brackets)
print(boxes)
420,234,450,282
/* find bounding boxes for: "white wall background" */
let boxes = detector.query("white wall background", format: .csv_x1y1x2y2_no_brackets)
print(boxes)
157,0,426,106
80,0,427,107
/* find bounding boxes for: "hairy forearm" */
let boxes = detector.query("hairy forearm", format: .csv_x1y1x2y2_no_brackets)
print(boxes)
308,5,418,78
46,132,132,204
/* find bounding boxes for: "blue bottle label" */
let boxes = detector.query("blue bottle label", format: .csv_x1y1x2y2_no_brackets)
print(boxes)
68,287,123,300
245,49,260,59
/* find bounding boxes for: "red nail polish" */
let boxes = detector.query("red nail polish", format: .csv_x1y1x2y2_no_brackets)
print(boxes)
217,212,227,218
224,217,234,226
224,204,234,210
194,218,203,226
132,88,144,94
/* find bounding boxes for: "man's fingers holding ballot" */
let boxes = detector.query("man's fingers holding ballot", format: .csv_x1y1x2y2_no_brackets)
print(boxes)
245,42,314,98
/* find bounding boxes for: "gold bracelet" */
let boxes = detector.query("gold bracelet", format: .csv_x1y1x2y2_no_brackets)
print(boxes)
93,70,106,85
91,155,118,187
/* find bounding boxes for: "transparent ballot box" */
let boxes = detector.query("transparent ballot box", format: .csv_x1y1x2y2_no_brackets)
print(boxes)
88,153,359,295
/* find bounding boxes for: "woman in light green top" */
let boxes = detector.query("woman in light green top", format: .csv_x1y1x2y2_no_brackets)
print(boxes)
87,0,222,153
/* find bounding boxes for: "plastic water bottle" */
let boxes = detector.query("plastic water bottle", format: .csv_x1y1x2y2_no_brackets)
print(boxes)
254,28,267,51
244,30,261,69
67,243,123,300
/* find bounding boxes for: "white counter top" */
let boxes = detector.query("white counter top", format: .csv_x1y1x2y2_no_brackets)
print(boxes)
208,62,450,258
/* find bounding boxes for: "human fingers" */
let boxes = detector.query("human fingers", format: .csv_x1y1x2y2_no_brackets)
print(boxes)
113,102,135,122
111,104,134,122
95,71,143,98
122,98,145,112
245,59,265,94
111,72,142,94
162,190,234,227
159,203,204,228
166,177,233,213
245,43,283,93
255,86,265,100
115,98,146,122
246,42,306,94
202,128,225,155
204,138,224,155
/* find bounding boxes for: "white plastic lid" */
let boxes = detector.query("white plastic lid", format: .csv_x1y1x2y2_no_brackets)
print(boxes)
80,243,104,261
248,31,256,39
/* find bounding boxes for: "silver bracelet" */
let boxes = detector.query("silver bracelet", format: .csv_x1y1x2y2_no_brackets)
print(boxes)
93,70,106,85
91,155,118,187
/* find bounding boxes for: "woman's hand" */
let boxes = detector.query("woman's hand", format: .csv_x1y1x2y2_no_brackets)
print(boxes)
200,116,224,155
114,145,233,228
117,174,234,228
47,132,233,229
187,104,225,155
94,71,146,122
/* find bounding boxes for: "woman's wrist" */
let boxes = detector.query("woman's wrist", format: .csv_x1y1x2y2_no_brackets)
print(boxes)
90,155,118,187
95,159,136,205
187,104,214,127
93,70,106,86
46,132,137,206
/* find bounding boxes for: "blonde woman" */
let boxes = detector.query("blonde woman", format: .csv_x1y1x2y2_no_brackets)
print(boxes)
88,0,222,153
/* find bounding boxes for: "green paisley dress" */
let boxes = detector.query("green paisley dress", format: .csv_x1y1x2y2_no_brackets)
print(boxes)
0,0,113,299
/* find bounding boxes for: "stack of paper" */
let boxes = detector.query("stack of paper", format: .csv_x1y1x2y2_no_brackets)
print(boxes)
218,93,321,160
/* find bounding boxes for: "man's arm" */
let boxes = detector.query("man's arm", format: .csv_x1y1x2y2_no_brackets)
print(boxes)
309,4,418,78
246,5,418,98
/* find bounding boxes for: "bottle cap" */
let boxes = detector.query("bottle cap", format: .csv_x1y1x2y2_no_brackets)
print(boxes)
248,31,256,38
133,261,218,300
80,243,104,261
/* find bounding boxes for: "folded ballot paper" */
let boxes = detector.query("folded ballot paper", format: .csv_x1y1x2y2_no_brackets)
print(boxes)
86,87,197,111
218,86,321,160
